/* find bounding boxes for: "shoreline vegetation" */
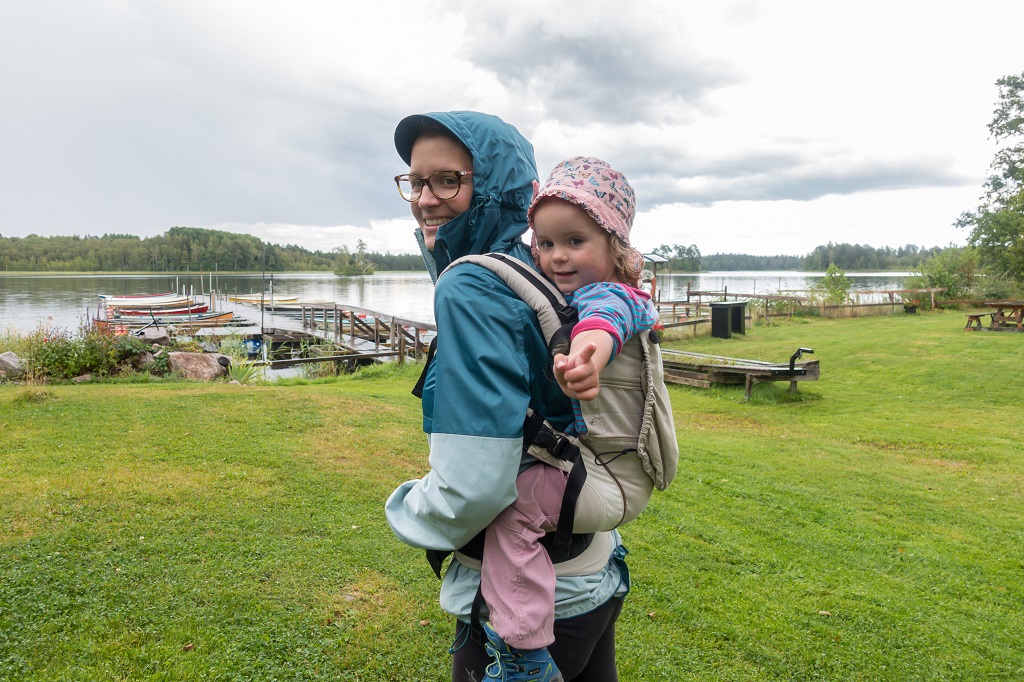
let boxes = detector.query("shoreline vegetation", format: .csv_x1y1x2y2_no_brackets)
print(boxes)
2,312,1023,679
1,226,947,274
0,264,928,276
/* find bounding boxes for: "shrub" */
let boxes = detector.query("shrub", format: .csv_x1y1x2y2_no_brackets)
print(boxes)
910,246,980,301
974,272,1023,300
24,327,148,380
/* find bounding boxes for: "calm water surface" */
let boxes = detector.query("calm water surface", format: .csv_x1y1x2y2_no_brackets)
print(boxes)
1,270,912,334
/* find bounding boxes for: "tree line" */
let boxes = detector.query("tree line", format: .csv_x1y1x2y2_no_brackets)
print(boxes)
0,228,991,280
0,227,424,273
649,242,943,272
1,226,946,274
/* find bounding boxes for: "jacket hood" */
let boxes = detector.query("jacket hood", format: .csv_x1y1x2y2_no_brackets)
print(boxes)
395,111,538,275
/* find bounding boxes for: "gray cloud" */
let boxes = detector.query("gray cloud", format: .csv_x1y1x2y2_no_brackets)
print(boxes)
0,4,429,237
460,5,739,125
633,156,969,208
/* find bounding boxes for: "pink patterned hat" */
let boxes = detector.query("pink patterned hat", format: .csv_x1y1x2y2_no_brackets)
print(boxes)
528,156,640,263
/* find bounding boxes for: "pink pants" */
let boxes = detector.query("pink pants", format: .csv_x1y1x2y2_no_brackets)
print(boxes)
481,463,569,650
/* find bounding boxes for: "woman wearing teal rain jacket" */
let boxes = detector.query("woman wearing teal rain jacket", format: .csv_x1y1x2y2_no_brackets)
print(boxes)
384,111,629,681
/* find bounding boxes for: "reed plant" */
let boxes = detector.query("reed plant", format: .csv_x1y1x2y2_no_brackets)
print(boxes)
0,325,33,357
1,312,1022,680
293,336,350,379
225,357,264,384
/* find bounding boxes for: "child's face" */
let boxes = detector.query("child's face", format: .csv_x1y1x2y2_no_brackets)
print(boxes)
532,199,617,294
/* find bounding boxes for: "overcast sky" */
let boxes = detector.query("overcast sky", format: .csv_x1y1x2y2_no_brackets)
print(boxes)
2,1,1021,258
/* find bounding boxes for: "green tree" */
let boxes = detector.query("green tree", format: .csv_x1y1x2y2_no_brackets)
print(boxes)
905,246,981,303
959,72,1024,282
822,262,850,305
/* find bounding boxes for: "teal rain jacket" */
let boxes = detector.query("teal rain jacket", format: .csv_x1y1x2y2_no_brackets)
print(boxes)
386,111,573,549
384,113,627,620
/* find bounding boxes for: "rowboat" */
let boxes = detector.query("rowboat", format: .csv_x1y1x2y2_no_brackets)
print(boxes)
228,294,300,304
113,302,210,316
95,311,235,332
98,292,186,306
254,301,333,312
105,298,194,310
98,291,177,300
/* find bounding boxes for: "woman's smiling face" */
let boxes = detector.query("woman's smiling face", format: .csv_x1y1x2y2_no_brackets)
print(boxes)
408,135,474,251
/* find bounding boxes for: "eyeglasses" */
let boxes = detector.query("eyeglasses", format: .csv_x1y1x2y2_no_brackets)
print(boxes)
394,170,473,202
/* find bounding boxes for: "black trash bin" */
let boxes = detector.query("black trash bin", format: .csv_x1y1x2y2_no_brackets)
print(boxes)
710,300,748,339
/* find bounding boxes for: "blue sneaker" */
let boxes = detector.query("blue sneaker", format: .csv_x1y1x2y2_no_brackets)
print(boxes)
482,621,564,682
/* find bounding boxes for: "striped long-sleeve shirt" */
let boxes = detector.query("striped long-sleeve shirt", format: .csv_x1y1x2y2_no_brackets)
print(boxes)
565,282,658,435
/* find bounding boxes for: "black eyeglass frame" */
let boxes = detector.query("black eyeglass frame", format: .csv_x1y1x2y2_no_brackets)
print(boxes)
394,170,473,202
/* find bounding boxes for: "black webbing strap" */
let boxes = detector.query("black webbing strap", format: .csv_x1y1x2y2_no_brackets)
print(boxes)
425,529,486,580
425,549,451,580
550,439,586,556
523,411,557,452
469,584,488,642
522,413,589,557
411,336,437,399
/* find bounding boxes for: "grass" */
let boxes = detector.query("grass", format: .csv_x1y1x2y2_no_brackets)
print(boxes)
2,311,1023,680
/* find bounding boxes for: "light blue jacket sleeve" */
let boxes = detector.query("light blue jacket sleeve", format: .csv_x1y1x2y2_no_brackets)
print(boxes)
385,433,521,550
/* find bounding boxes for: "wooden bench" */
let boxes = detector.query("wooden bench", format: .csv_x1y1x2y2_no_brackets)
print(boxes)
661,349,820,400
964,313,991,330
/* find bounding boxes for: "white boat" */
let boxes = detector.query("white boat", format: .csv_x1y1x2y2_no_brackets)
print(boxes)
228,294,300,304
98,292,190,307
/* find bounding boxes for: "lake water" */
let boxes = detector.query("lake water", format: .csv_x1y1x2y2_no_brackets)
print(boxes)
0,269,913,334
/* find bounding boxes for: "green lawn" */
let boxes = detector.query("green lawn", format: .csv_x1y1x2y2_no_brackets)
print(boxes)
2,311,1022,680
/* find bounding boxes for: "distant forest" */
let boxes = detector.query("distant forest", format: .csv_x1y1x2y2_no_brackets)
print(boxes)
0,227,423,273
655,242,944,272
1,227,944,273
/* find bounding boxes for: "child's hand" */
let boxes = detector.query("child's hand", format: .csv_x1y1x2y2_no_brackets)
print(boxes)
553,342,602,401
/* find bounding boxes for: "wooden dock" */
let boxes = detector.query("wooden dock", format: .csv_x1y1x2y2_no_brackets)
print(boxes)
190,295,436,365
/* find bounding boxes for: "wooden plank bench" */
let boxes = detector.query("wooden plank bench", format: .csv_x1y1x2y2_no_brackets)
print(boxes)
964,313,991,330
661,349,820,400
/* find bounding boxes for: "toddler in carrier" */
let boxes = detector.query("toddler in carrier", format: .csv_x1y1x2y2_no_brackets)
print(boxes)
477,157,678,681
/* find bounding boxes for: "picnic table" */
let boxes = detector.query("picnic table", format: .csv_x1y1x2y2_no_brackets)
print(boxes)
988,301,1024,330
965,301,1024,331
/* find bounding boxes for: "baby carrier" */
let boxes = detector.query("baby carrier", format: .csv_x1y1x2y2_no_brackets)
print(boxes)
444,253,679,554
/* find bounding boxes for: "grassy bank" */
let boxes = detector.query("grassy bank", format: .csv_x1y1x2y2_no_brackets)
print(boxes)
2,312,1022,680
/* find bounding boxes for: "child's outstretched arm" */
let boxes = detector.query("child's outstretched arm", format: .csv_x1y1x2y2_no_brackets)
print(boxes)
553,329,615,401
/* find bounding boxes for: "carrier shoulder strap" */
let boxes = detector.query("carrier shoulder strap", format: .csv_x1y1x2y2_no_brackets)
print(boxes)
442,253,578,355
